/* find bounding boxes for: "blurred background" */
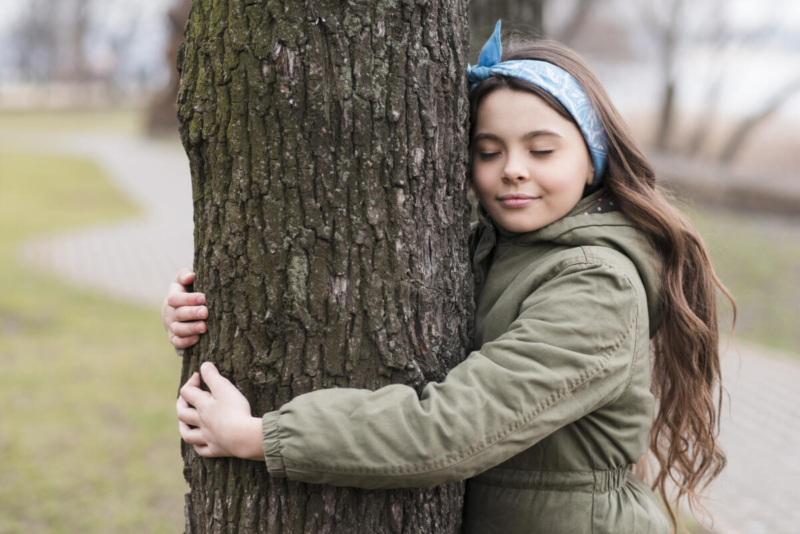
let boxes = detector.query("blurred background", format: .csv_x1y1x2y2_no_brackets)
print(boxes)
0,0,798,533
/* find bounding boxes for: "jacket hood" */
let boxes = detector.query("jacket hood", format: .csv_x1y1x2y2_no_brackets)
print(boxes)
476,186,663,337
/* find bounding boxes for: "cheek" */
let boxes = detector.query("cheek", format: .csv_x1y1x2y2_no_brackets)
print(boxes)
472,173,492,206
538,151,591,190
470,170,494,200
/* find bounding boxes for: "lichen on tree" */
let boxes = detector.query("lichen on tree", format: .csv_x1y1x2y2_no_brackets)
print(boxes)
177,1,473,531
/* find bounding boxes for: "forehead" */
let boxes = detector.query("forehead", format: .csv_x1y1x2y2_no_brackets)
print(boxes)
474,88,578,138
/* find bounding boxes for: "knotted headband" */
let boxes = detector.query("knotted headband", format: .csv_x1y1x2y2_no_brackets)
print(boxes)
467,20,608,186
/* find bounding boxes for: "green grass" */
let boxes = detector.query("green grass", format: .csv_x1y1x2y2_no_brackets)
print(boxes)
680,201,800,357
0,152,185,534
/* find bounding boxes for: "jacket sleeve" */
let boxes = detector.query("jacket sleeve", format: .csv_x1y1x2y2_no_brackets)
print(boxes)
261,259,640,489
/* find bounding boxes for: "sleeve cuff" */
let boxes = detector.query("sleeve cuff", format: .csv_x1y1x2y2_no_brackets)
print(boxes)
261,410,288,478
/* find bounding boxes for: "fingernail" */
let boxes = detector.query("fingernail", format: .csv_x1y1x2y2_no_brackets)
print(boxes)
197,296,205,305
196,323,205,333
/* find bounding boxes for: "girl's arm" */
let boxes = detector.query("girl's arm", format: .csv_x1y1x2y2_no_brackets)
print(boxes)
178,256,641,489
259,258,642,489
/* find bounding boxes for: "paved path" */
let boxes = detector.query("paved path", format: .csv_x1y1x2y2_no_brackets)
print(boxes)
702,339,800,534
6,131,800,533
10,132,194,307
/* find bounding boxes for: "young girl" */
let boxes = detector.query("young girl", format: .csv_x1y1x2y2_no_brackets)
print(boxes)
163,21,736,533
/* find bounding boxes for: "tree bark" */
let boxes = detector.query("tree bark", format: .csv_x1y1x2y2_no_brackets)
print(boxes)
176,1,473,532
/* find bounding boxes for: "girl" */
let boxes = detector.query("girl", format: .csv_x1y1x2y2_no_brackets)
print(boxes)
164,21,736,533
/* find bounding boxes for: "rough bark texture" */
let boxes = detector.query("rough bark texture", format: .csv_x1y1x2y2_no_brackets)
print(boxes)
176,0,473,532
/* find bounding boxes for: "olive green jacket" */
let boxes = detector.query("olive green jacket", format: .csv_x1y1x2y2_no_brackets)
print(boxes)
261,186,670,533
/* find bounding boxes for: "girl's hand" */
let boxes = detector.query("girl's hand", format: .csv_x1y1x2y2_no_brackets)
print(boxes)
162,268,208,350
177,362,265,460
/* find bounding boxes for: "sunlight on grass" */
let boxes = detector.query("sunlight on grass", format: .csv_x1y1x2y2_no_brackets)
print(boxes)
0,152,184,534
680,201,800,358
0,108,143,135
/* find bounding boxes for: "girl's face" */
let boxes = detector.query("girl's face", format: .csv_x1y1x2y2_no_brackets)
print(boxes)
470,88,595,234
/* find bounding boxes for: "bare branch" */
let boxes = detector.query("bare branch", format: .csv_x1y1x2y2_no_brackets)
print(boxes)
719,77,800,163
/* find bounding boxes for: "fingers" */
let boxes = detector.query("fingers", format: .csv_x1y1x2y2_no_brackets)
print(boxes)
170,321,206,337
193,444,218,457
174,268,196,285
200,362,230,394
180,372,211,408
179,419,205,445
170,334,200,349
167,291,206,308
173,305,208,322
177,396,201,427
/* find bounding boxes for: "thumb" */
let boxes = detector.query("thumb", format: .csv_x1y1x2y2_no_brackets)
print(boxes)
200,361,230,394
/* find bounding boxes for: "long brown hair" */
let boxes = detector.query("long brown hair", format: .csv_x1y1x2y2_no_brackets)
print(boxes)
467,36,737,530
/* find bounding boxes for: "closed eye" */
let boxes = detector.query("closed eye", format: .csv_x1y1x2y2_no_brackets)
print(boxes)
478,150,553,160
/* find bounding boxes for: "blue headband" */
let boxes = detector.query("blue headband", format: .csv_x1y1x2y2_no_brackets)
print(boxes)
467,20,608,186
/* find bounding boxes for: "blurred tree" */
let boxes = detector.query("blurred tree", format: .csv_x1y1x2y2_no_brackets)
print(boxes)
469,0,594,52
68,0,91,83
146,0,191,135
12,0,60,82
719,76,800,163
634,0,684,152
634,0,799,162
11,0,91,84
471,0,546,37
9,0,141,103
176,1,473,532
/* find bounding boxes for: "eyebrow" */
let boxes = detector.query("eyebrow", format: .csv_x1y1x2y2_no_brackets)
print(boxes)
472,129,563,143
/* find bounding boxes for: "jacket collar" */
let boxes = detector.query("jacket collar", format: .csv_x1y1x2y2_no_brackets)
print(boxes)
473,186,664,338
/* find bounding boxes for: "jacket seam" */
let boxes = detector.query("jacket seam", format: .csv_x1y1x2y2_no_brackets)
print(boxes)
617,288,641,401
285,260,639,477
470,479,625,495
584,246,642,403
481,465,632,475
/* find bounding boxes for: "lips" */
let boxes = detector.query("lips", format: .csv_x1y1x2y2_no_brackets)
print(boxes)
499,194,539,208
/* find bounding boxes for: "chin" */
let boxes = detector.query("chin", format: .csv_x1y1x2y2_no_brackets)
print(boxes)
502,220,542,233
500,213,543,232
514,224,543,233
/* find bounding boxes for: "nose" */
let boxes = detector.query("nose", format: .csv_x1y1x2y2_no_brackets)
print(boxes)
501,149,530,183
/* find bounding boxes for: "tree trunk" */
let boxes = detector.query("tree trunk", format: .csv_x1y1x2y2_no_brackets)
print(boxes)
654,0,682,152
554,0,592,45
146,0,191,136
470,0,547,41
176,1,473,532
